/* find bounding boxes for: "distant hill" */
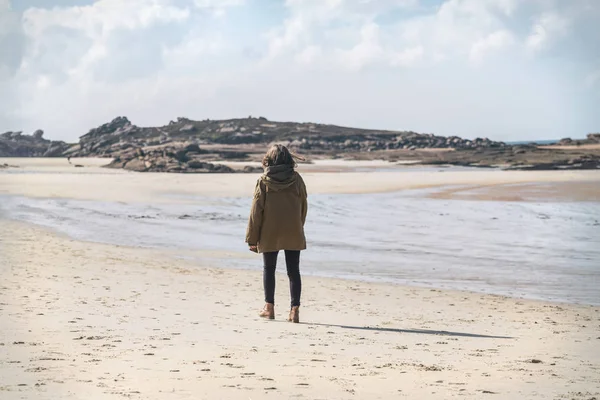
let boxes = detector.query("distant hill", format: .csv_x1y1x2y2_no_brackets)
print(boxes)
63,116,506,159
2,117,598,172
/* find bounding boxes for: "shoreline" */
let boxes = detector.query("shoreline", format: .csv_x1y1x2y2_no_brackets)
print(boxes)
1,162,599,309
2,215,598,307
1,219,599,399
0,217,586,307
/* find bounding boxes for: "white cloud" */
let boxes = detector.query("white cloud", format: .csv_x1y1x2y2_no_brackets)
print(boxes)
469,30,514,65
396,0,518,60
390,45,424,67
193,0,244,17
194,0,244,7
265,14,308,61
162,33,225,73
265,0,418,62
266,0,521,69
22,0,190,37
295,45,322,65
526,12,570,53
18,0,191,84
334,22,384,71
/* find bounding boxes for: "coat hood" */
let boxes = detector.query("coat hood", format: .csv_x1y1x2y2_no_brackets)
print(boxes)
261,164,298,192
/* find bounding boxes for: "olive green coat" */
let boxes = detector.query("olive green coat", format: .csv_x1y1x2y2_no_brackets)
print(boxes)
245,165,308,253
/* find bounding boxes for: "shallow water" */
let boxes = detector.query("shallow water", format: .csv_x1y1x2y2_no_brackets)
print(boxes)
1,189,599,305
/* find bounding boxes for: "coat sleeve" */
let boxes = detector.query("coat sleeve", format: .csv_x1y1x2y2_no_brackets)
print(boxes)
245,179,266,245
299,175,308,226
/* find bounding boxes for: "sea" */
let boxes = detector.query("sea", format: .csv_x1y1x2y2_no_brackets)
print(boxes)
1,181,599,306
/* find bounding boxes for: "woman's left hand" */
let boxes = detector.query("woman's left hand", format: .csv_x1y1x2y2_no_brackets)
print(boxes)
249,245,258,253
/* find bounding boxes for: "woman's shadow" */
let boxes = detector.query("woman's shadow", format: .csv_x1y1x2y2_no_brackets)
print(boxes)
286,321,513,339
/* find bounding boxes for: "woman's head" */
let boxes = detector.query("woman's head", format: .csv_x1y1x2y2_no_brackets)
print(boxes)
262,144,304,168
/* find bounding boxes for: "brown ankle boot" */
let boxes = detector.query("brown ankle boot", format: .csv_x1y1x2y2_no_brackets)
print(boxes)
259,303,274,320
288,306,299,323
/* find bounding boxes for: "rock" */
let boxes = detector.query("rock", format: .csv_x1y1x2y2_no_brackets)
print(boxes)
0,130,69,157
214,164,235,173
103,142,238,174
123,158,148,172
587,133,600,143
172,150,189,163
184,144,202,154
187,160,208,169
167,165,184,173
243,166,263,173
43,144,67,157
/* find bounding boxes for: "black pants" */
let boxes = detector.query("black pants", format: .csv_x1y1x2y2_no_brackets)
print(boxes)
263,250,301,308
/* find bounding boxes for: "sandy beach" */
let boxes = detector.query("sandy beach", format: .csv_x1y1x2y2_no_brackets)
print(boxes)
1,220,599,400
1,158,600,203
1,160,600,399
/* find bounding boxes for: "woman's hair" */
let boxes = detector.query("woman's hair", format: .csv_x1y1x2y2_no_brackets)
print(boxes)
262,144,305,168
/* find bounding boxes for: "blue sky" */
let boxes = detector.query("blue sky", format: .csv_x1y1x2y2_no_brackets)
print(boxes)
0,0,599,142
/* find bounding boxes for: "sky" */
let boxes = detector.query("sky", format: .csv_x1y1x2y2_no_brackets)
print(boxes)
0,0,599,142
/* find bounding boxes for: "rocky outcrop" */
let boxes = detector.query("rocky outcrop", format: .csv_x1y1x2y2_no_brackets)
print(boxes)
556,133,600,146
587,133,600,143
0,130,71,157
66,116,507,160
105,145,239,173
63,117,149,158
3,116,598,172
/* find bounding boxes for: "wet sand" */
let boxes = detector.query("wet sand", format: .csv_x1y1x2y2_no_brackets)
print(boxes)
1,220,599,399
430,181,600,202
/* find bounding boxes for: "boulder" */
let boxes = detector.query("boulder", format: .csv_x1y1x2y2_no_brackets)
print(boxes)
243,166,263,173
123,158,148,172
184,143,202,154
587,133,600,143
167,165,184,173
213,164,235,173
187,160,208,169
173,149,189,163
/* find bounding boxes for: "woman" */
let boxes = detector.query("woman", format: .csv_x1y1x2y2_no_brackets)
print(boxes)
245,144,308,323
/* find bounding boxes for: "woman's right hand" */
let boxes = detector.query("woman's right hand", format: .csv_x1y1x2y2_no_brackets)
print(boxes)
249,245,258,253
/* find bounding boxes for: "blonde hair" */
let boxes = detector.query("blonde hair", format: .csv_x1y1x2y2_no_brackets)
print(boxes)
261,144,305,168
